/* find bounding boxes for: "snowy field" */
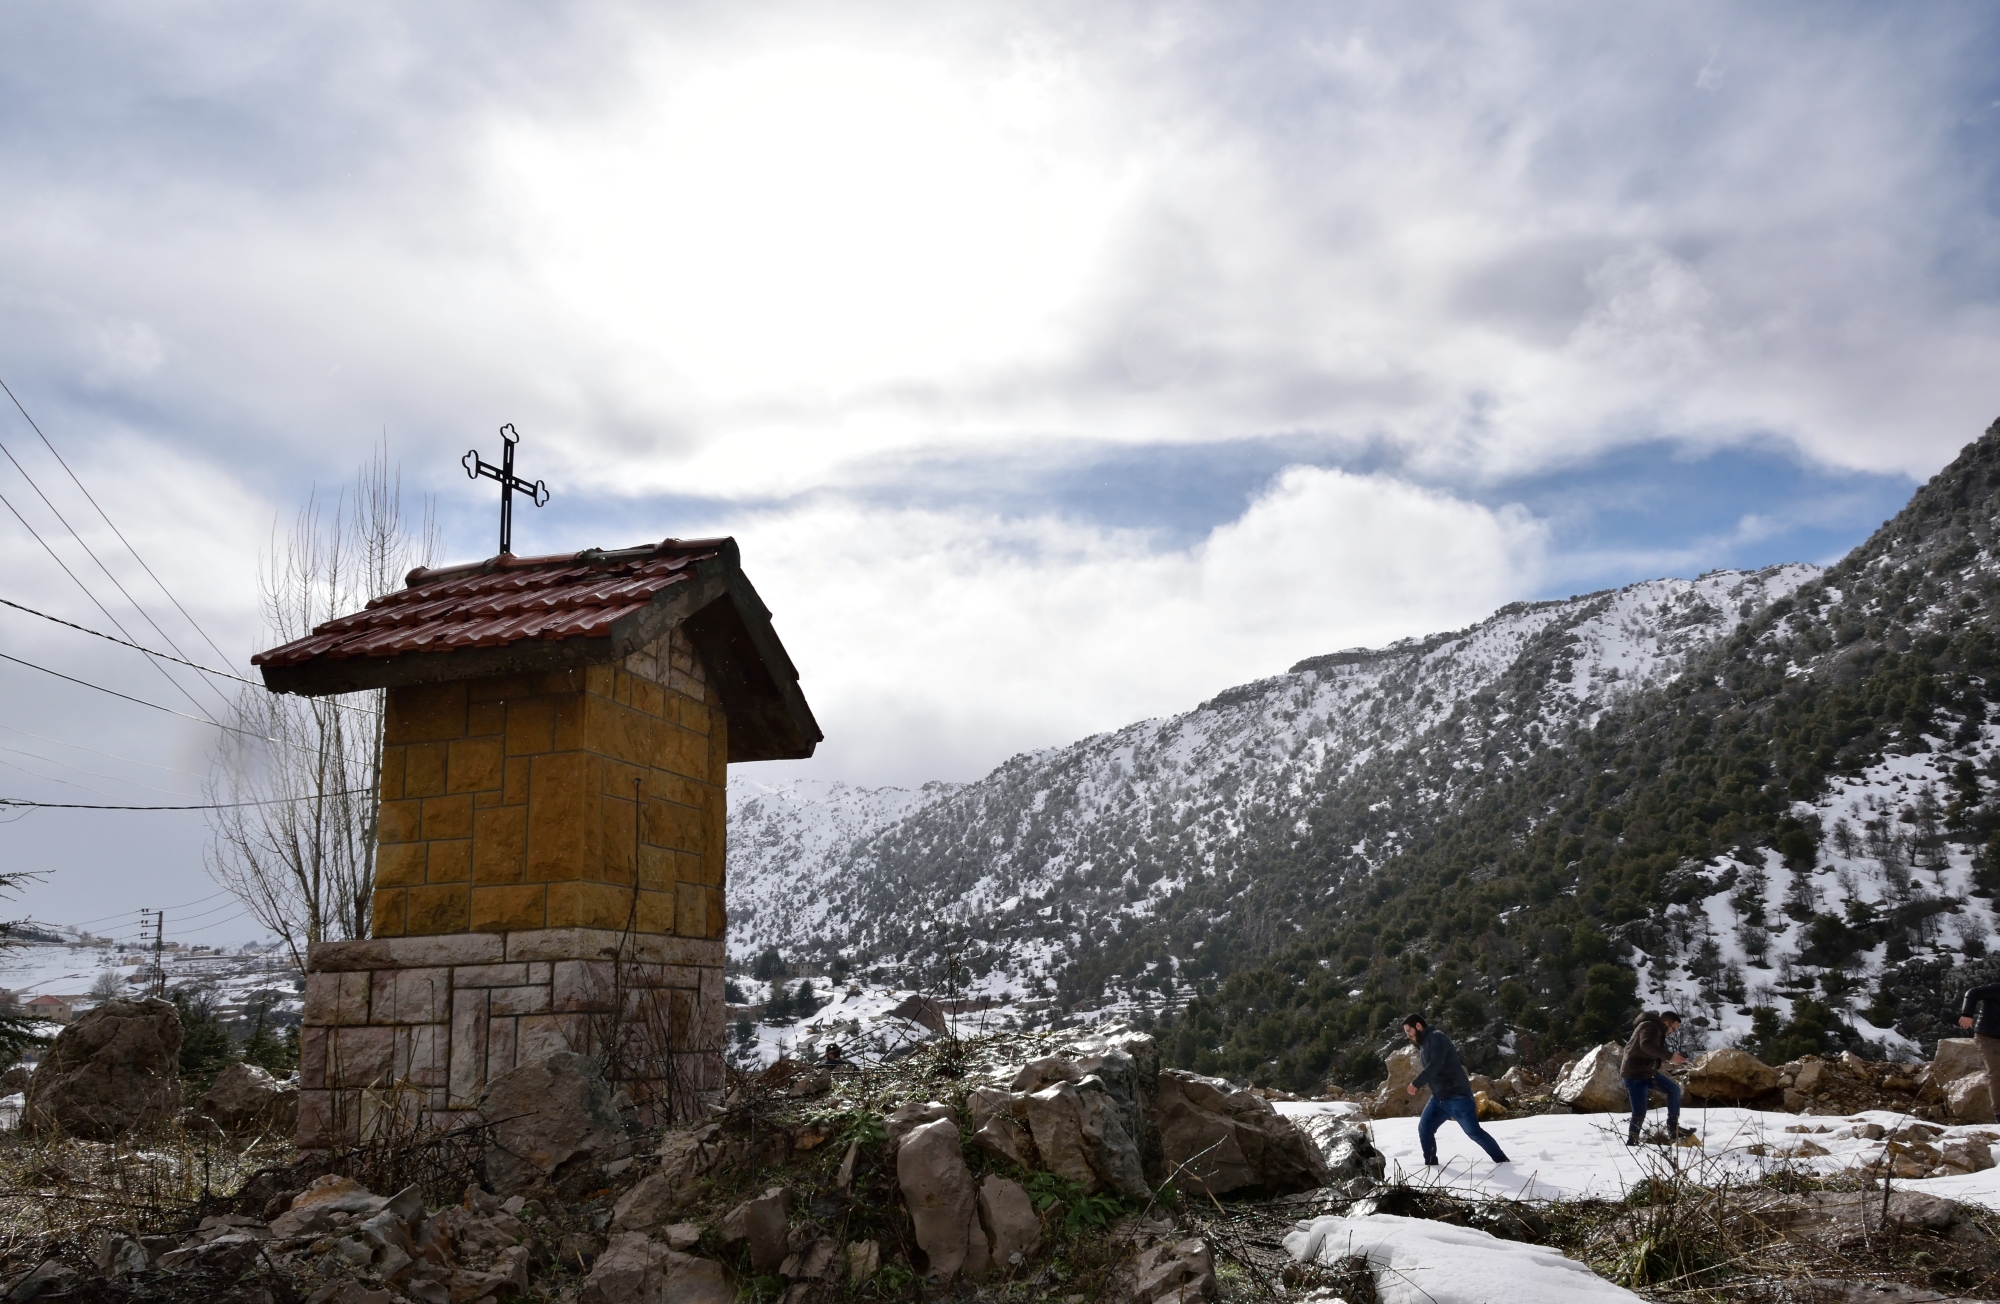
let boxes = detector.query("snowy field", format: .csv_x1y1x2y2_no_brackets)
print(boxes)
1277,1103,2000,1304
1276,1102,2000,1212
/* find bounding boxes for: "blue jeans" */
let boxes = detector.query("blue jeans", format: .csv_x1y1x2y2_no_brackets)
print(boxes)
1417,1093,1509,1164
1625,1072,1681,1133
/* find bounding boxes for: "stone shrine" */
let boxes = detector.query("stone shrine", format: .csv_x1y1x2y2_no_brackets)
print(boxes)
253,537,819,1145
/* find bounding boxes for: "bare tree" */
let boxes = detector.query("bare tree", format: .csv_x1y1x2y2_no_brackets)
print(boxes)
206,444,438,970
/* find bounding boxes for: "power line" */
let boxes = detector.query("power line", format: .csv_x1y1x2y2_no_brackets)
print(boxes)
0,743,200,799
0,723,207,780
0,375,239,675
0,647,320,752
66,888,231,928
0,753,119,799
0,596,256,685
0,486,230,721
0,789,368,811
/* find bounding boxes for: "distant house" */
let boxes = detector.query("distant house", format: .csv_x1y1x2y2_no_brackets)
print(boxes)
22,995,72,1024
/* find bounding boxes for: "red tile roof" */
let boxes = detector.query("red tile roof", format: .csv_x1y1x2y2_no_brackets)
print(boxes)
252,538,731,669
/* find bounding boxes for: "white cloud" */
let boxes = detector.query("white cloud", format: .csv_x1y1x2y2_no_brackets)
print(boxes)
737,467,1545,783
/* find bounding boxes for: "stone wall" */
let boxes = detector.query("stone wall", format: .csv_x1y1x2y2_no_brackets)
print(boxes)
297,927,724,1147
369,626,727,940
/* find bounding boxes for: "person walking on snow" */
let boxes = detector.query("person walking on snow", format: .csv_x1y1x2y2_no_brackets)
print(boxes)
1956,978,2000,1124
1622,1009,1692,1145
1403,1014,1510,1166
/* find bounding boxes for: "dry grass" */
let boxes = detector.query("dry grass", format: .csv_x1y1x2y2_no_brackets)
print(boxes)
0,1120,294,1280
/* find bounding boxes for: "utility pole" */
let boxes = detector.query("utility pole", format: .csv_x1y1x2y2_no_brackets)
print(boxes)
141,909,165,999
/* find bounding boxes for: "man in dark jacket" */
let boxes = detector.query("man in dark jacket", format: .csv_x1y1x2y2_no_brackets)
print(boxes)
1621,1009,1690,1146
1403,1014,1510,1166
1957,979,2000,1124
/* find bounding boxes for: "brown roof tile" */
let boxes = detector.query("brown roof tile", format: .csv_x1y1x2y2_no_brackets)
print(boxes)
252,539,729,669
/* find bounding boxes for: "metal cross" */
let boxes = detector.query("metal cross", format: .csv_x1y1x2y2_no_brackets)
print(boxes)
463,423,550,556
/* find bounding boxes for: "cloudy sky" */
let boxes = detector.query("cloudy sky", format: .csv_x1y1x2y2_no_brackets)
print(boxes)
1,2,1996,939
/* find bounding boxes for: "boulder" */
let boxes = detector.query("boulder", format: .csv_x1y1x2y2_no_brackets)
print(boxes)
1288,1115,1383,1196
965,1087,1034,1167
1929,1038,1987,1088
978,1175,1041,1270
1552,1043,1629,1113
1046,1029,1160,1169
1368,1045,1427,1119
897,1118,989,1281
887,995,948,1034
1946,1073,1994,1124
581,1232,730,1304
22,996,181,1139
884,1099,954,1146
1022,1079,1148,1197
477,1052,631,1194
720,1187,793,1275
611,1125,722,1231
195,1061,299,1134
1155,1070,1328,1197
845,1240,880,1284
1686,1048,1781,1103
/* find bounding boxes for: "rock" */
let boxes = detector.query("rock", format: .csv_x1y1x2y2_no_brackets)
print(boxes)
556,1232,605,1271
269,1174,391,1236
94,1231,150,1277
1022,1079,1148,1197
1474,1091,1508,1120
1793,1060,1829,1094
581,1232,730,1304
22,996,182,1139
1946,1073,1994,1123
778,1238,840,1281
884,1099,954,1145
1553,1042,1631,1113
1155,1070,1328,1196
888,995,948,1034
0,1066,30,1094
845,1240,880,1284
1929,1038,1987,1088
978,1175,1041,1269
612,1131,721,1234
1686,1047,1781,1103
195,1061,299,1133
966,1087,1034,1167
6,1264,75,1302
897,1118,989,1281
1497,1065,1540,1098
1467,1073,1503,1102
1368,1045,1427,1119
478,1052,631,1194
1050,1030,1160,1170
1290,1115,1384,1195
720,1187,793,1275
661,1223,702,1252
1103,1223,1215,1304
1778,1189,1976,1241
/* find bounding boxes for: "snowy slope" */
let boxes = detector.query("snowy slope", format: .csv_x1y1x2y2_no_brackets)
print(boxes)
726,779,960,959
727,565,1818,1002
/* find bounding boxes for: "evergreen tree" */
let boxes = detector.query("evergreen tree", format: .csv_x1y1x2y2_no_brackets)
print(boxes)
171,987,235,1094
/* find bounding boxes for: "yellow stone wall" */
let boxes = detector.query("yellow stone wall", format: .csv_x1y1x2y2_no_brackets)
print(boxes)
369,627,726,940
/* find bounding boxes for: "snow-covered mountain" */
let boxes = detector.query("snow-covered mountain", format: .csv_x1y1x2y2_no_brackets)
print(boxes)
727,563,1819,995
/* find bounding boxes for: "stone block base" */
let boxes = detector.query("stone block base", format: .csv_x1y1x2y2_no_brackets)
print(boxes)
297,928,724,1148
